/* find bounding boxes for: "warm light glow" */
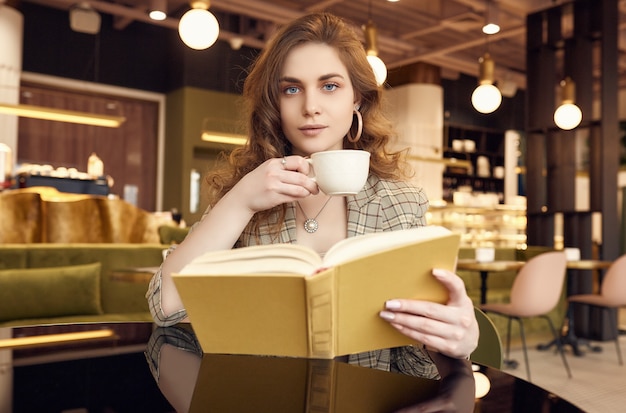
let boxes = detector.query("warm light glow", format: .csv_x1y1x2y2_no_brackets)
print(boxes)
473,371,491,399
482,1,500,35
482,22,500,35
178,1,219,50
554,77,582,130
149,10,166,20
149,0,167,20
367,55,387,86
0,329,117,350
201,131,247,145
0,102,126,128
554,103,582,130
363,20,387,86
471,52,502,114
472,84,502,114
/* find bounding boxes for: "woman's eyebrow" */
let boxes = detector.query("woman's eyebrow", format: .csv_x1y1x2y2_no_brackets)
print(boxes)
279,76,300,83
319,73,345,81
279,73,345,83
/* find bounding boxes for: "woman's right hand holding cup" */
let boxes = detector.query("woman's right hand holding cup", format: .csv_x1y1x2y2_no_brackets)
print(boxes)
232,156,319,213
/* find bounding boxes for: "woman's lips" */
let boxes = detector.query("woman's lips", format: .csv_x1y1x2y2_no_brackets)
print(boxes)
299,125,326,136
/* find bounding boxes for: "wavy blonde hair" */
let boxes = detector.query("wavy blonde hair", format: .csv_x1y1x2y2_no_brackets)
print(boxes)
206,12,410,236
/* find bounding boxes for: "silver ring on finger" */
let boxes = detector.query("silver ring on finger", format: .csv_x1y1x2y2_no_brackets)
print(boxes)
281,157,287,168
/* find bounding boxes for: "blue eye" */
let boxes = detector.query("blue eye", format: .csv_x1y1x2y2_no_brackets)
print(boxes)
284,86,300,95
323,83,338,91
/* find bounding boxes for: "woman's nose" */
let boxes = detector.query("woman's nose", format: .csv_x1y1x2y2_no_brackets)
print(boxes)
303,94,321,116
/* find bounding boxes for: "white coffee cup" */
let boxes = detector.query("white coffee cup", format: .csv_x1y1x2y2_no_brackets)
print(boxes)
475,247,495,263
307,150,370,195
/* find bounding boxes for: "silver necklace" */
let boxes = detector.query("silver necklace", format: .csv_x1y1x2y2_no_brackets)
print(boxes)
296,196,332,233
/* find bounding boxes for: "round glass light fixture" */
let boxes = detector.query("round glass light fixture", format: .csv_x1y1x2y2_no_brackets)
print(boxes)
472,84,502,114
178,1,219,50
554,103,582,130
471,52,502,114
366,55,387,87
554,77,582,130
363,20,387,86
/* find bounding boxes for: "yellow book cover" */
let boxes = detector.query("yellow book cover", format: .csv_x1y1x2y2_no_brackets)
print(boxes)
172,226,461,358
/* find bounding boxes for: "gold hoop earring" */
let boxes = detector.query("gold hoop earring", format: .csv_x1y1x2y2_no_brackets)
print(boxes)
347,108,363,143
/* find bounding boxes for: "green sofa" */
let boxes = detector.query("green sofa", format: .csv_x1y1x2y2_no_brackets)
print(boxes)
0,243,166,327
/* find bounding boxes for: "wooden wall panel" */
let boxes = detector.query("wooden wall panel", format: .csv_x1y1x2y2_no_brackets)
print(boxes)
16,83,158,211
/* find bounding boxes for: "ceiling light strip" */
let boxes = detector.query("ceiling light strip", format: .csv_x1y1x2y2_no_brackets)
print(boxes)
0,102,126,128
201,131,247,145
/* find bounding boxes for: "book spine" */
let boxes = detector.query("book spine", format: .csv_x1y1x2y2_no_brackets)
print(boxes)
305,359,336,413
305,268,336,358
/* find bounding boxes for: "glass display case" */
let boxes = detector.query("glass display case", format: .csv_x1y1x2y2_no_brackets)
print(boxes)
426,204,527,248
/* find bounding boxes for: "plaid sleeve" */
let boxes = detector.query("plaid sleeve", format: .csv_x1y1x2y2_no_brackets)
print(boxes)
145,246,188,327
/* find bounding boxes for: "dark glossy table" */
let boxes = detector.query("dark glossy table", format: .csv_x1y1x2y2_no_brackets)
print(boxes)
1,322,585,413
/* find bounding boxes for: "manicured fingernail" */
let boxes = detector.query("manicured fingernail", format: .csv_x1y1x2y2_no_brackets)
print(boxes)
379,310,395,321
385,300,401,309
432,268,446,277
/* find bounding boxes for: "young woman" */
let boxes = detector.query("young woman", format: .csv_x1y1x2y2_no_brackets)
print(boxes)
147,12,478,379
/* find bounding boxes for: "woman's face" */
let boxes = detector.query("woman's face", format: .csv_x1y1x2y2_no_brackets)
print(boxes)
279,42,358,156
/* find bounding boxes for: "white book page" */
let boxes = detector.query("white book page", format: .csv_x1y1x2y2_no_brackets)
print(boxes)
177,226,452,276
178,244,323,276
321,226,452,268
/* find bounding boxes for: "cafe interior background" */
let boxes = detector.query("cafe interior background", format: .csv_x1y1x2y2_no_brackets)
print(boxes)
2,0,626,407
1,2,626,309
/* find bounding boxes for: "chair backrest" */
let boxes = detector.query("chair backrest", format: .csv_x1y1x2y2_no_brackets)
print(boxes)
471,307,503,369
601,254,626,305
509,251,567,317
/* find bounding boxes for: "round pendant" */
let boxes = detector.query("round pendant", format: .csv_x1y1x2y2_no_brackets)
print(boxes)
304,218,319,233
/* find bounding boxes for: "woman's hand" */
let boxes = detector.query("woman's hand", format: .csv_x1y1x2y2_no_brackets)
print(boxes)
379,268,479,360
232,156,319,213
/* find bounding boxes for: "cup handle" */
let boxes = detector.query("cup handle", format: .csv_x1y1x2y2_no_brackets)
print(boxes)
306,158,316,182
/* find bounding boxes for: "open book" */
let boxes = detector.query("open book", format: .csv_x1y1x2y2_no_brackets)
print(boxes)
172,225,461,358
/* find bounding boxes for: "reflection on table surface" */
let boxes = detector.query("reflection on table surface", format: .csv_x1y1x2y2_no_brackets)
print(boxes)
146,324,468,412
147,324,585,413
5,321,585,413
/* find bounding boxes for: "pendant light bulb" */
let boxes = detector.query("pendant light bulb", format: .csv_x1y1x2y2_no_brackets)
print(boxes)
482,1,500,35
471,52,502,114
149,0,167,21
364,20,387,86
178,0,219,50
554,77,582,130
